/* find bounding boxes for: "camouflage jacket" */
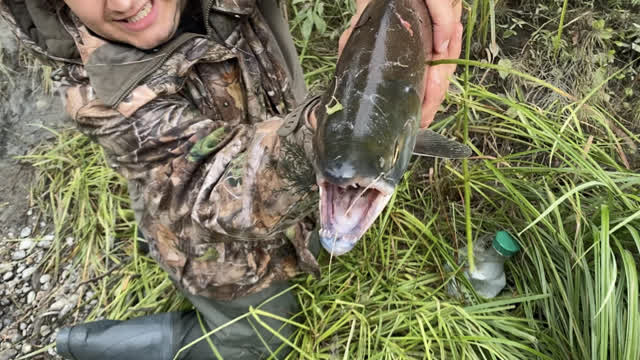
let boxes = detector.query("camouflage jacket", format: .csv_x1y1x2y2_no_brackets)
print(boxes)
0,0,320,300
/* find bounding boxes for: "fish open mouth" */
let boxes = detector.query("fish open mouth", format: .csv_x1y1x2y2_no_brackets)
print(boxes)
318,178,394,255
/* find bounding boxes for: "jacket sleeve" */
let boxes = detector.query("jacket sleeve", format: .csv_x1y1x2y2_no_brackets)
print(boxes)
56,59,319,300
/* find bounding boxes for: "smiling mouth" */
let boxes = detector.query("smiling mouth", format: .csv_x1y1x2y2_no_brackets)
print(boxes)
126,1,152,23
116,0,156,31
318,178,394,256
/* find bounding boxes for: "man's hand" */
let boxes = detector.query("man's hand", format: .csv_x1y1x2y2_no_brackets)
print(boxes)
338,0,463,129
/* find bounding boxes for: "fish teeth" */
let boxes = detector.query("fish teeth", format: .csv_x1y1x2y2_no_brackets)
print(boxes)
127,2,152,23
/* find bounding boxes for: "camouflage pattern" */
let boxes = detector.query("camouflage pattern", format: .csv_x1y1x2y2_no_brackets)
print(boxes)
1,0,321,300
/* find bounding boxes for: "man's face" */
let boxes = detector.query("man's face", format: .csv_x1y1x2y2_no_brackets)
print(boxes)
63,0,186,49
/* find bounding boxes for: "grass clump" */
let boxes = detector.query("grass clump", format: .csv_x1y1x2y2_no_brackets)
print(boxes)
21,0,640,359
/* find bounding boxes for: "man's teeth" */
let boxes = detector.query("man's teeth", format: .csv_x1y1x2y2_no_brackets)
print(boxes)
127,2,152,23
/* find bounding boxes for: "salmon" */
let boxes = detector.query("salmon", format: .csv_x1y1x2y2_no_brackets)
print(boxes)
313,0,470,255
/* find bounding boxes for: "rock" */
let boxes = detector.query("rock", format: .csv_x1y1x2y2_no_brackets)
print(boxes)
21,267,36,280
21,343,32,354
11,251,26,260
2,272,13,281
65,236,75,246
40,325,51,337
19,227,32,238
19,323,26,331
19,239,34,251
49,298,66,311
0,349,18,360
42,234,55,241
27,291,35,305
5,328,21,343
59,303,75,318
26,208,33,216
38,240,51,249
39,274,51,284
0,263,11,274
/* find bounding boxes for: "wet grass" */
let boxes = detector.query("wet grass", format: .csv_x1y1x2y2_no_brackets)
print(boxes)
20,0,640,359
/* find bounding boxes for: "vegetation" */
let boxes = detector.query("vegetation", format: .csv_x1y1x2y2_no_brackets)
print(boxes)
21,0,639,359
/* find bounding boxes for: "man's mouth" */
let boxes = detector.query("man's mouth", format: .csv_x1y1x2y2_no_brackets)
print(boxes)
127,1,152,23
118,0,158,31
318,178,394,256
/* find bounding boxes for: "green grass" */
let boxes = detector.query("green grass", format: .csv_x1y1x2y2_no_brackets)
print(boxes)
19,0,640,359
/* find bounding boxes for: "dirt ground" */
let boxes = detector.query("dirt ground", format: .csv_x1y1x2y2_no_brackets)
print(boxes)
0,21,68,233
0,21,70,360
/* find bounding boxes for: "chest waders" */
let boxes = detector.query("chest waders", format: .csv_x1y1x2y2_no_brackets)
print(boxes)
54,1,318,358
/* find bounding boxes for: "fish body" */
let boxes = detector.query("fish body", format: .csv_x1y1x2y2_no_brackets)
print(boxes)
313,0,470,255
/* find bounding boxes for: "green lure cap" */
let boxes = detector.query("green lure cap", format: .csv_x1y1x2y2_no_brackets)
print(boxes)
493,231,521,257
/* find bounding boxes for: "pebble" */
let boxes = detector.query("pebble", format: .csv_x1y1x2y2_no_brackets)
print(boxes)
40,325,51,337
21,267,36,280
26,209,33,216
0,350,18,360
11,251,26,260
37,240,51,249
0,263,11,274
65,236,75,246
6,232,14,238
2,272,13,281
19,239,34,251
19,227,32,238
42,234,55,241
27,291,35,305
21,343,32,354
19,323,26,331
40,274,51,284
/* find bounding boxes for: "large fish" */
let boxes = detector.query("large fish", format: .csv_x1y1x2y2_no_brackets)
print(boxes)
313,0,471,255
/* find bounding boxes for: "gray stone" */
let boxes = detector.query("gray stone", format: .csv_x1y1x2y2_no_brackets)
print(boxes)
42,234,55,241
0,349,18,360
19,239,34,251
19,227,31,238
21,343,32,354
2,272,13,281
65,236,75,246
27,291,35,305
40,325,51,337
21,267,36,280
49,298,66,311
11,251,26,260
39,274,51,284
0,263,11,275
19,323,26,331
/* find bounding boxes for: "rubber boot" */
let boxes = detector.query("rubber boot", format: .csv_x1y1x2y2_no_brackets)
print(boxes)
56,282,301,360
56,312,215,360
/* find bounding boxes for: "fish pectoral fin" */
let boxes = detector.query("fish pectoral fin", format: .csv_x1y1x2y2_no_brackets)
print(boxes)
413,129,472,159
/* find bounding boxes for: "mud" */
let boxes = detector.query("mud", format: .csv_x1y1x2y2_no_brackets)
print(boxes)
0,20,67,231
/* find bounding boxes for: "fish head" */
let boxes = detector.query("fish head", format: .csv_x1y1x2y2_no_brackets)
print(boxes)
313,79,423,255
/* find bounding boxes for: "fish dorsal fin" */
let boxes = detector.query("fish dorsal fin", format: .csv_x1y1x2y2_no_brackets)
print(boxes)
413,129,472,159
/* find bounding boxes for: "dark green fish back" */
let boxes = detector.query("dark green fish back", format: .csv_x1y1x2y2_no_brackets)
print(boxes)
314,0,432,185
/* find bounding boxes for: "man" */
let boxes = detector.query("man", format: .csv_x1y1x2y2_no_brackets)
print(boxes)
0,0,461,358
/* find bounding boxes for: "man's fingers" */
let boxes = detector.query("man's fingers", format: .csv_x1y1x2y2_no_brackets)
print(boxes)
426,0,462,54
421,64,448,128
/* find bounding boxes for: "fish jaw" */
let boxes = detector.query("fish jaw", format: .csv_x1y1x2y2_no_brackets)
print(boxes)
318,176,394,256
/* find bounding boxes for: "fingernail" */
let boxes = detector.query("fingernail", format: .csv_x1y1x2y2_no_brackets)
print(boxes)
438,40,450,53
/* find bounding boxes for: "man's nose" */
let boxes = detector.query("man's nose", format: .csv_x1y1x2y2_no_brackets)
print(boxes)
106,0,137,13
